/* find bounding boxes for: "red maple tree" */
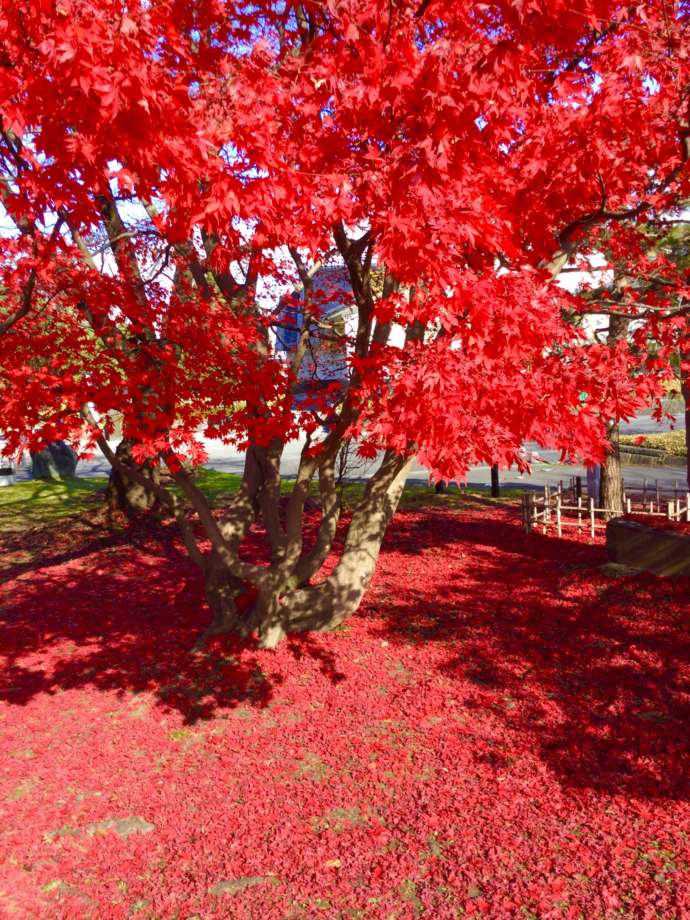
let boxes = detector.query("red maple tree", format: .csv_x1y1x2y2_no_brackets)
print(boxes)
0,1,688,645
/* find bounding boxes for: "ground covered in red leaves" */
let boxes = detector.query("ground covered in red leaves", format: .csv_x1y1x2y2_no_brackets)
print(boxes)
1,501,689,919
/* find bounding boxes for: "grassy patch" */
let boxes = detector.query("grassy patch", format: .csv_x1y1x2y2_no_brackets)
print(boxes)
181,470,521,512
0,470,520,538
190,468,243,504
0,470,245,536
620,430,687,457
399,483,523,509
0,477,108,533
188,468,316,504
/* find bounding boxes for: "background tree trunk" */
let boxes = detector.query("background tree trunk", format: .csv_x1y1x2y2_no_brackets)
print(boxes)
599,312,630,516
681,349,690,492
106,439,161,515
490,464,500,497
600,421,623,516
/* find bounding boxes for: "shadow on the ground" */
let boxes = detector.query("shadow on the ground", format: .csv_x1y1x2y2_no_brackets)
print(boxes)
1,503,689,800
366,508,690,802
0,516,281,725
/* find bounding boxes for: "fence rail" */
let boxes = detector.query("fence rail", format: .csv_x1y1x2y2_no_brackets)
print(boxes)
521,476,690,538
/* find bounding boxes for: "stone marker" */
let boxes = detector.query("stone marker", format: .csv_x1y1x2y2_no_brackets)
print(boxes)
606,519,690,577
30,441,78,480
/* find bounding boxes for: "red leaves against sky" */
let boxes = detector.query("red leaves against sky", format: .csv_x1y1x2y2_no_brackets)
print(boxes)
1,506,688,919
0,1,689,476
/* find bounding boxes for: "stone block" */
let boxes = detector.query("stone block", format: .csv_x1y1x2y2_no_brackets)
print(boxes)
606,519,690,577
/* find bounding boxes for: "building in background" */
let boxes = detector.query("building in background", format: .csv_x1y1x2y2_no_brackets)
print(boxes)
274,265,355,404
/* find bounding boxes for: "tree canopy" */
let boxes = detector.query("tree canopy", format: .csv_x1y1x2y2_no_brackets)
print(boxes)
0,1,689,642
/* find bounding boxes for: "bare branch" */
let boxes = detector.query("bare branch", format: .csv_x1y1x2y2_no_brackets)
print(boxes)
0,215,65,335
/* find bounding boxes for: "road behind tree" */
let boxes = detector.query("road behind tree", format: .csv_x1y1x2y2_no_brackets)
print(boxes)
7,401,687,494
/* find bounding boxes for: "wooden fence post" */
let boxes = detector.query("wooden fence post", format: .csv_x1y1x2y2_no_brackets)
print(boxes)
589,497,595,539
556,494,562,538
526,493,536,533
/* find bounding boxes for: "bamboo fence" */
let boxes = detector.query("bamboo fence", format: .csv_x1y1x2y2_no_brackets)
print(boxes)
521,477,690,538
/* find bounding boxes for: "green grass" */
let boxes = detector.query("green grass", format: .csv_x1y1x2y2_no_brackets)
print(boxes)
192,469,524,509
190,468,244,504
0,477,108,533
0,470,242,535
399,484,524,509
0,470,520,537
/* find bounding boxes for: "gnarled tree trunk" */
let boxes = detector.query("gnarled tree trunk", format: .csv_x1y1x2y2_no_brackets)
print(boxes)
260,450,413,647
168,446,413,649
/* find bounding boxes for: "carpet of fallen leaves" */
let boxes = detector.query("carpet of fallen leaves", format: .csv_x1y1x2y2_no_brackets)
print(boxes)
1,501,689,919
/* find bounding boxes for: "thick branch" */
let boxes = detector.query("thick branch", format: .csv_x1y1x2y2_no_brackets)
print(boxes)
166,459,267,584
292,453,340,585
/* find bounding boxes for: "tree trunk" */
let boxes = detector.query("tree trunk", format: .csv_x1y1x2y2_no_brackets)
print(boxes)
681,350,690,492
143,430,416,650
191,553,252,650
186,450,414,649
490,464,500,497
106,438,161,515
260,451,414,647
30,441,78,480
599,312,630,516
600,421,623,516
